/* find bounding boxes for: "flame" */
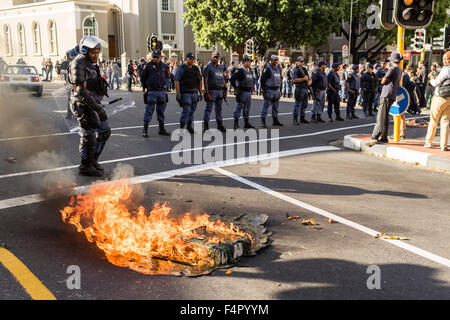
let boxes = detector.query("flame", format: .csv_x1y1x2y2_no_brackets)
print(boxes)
60,179,251,274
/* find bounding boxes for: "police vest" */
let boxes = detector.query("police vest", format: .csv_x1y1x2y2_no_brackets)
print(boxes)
144,61,168,89
294,66,308,89
265,65,282,88
238,67,254,89
180,64,201,92
206,62,225,89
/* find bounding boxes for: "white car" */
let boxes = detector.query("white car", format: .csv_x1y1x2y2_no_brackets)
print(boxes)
0,65,43,97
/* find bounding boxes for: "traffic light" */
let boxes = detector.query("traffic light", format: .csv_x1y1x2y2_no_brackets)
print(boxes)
245,39,254,56
147,34,158,52
394,0,435,29
380,0,395,31
444,24,450,50
412,28,426,52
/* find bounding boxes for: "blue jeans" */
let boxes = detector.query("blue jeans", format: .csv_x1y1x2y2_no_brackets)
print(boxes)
144,91,167,123
233,91,252,119
282,79,292,96
261,89,281,118
311,90,326,115
204,89,224,122
293,88,309,116
111,72,120,89
180,92,199,124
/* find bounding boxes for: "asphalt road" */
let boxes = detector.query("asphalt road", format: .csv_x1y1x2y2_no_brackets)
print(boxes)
0,82,449,300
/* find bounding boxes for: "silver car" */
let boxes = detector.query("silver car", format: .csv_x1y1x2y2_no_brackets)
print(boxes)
0,65,43,97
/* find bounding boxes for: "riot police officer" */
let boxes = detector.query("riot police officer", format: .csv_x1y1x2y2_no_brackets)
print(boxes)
292,56,312,125
174,52,203,134
310,61,328,123
345,65,360,120
140,49,171,137
230,56,255,129
69,36,110,177
203,51,227,132
327,63,344,122
260,55,283,128
360,64,377,117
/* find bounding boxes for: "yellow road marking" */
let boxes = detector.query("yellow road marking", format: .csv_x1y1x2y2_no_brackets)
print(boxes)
0,247,56,300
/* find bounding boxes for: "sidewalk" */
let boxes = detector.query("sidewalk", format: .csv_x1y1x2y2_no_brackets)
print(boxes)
344,132,450,172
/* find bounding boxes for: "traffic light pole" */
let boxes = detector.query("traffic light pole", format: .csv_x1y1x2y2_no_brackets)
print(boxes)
393,26,405,143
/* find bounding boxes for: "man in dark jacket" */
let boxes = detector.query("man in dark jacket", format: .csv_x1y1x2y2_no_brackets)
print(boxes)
360,64,377,117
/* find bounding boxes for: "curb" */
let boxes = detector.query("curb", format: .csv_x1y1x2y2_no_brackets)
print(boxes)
343,134,450,172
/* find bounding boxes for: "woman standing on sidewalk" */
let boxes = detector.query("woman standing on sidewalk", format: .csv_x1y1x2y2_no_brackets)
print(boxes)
424,51,450,152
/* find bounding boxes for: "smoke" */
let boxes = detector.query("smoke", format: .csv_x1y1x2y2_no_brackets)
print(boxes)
111,163,145,208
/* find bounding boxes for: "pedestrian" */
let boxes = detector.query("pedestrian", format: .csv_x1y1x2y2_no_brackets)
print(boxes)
310,61,328,123
137,58,146,88
228,61,238,95
260,55,283,128
68,36,111,177
282,63,292,98
292,56,312,125
327,63,344,122
404,66,419,116
174,52,203,134
374,61,388,112
55,60,61,80
110,58,121,90
424,51,450,152
339,64,349,102
345,64,361,120
371,52,403,144
140,49,171,138
360,64,377,117
203,51,227,133
41,58,46,77
417,60,428,110
230,56,255,129
127,59,134,91
425,64,438,108
45,58,53,81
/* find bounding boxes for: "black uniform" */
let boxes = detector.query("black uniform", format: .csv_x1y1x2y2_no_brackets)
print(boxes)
360,71,377,116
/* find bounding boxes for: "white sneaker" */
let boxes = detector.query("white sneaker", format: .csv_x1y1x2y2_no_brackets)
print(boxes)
442,147,449,152
424,143,432,148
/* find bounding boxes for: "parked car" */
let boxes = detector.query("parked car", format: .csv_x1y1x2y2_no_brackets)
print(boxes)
0,65,43,97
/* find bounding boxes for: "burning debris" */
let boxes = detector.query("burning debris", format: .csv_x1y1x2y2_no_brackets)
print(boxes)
60,179,270,276
406,119,428,128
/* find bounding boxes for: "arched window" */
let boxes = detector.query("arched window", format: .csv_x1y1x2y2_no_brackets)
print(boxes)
3,24,12,56
82,17,98,37
48,19,57,54
17,23,26,55
31,21,41,55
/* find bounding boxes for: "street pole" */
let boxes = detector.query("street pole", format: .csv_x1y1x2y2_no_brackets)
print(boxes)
348,0,354,64
393,26,405,143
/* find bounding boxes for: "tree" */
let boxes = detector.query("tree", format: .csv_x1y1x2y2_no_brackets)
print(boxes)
184,0,344,56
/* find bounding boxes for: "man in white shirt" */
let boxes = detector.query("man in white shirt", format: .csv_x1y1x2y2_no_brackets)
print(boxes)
424,51,450,152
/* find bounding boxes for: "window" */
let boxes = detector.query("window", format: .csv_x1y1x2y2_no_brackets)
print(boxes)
162,35,175,41
161,0,174,12
3,24,12,56
48,19,57,54
82,17,98,37
32,21,41,55
17,23,26,55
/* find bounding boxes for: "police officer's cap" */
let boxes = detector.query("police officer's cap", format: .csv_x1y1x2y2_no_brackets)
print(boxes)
212,51,220,58
152,50,162,58
367,63,374,69
296,56,305,62
186,52,195,60
242,56,252,63
332,63,340,69
352,64,359,71
374,63,381,69
318,61,327,67
270,55,278,61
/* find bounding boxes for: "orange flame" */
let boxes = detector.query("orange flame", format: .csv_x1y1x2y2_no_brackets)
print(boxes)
60,179,251,274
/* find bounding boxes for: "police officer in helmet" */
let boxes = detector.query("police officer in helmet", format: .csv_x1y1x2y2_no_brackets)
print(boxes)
140,49,171,137
69,36,111,177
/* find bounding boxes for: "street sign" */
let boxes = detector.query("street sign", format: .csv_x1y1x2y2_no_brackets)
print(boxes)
342,44,349,56
433,37,444,50
403,50,411,60
278,50,286,57
389,86,410,116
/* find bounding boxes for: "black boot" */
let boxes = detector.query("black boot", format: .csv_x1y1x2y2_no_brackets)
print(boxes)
328,114,334,122
234,119,240,130
142,123,149,138
93,153,105,173
300,116,310,124
260,118,267,128
352,113,359,119
293,115,300,126
316,114,325,123
187,122,195,134
216,120,226,132
335,114,344,121
346,113,352,120
79,159,103,177
288,93,292,98
203,120,209,133
311,115,318,123
244,118,255,129
272,117,284,126
158,121,170,136
180,122,186,129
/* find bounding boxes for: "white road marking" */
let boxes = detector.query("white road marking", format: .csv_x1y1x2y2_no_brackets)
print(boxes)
0,146,339,210
214,167,450,268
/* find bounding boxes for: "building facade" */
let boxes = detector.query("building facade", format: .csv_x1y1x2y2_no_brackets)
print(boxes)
0,0,215,72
